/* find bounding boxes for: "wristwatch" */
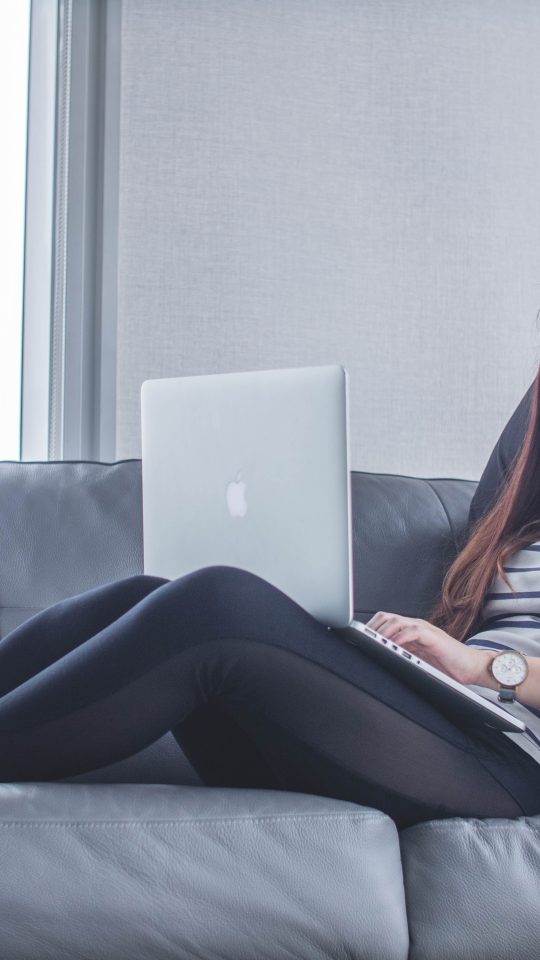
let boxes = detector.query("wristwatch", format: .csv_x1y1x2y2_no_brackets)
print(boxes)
488,649,529,703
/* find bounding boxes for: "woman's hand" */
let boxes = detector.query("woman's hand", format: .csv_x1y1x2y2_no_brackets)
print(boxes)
365,611,490,686
365,612,540,708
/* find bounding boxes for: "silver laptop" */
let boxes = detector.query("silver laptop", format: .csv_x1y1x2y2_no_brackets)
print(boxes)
140,363,526,736
141,364,353,627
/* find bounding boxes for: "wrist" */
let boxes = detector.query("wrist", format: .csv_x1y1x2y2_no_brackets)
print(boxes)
465,648,499,688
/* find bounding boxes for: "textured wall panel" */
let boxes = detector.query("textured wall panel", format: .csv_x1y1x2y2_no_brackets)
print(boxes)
116,0,540,477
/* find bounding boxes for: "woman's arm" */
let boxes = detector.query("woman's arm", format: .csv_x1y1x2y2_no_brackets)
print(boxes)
365,612,540,711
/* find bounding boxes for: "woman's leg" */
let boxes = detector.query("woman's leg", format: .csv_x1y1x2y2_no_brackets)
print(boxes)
0,564,539,828
0,575,168,695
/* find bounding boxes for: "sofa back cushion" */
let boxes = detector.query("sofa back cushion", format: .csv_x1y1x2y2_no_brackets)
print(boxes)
0,460,144,638
350,470,476,622
0,460,476,639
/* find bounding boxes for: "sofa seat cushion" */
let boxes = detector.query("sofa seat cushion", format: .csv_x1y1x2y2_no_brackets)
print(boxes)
0,782,408,960
400,813,540,960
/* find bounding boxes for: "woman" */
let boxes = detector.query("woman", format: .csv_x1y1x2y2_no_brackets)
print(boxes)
2,376,540,830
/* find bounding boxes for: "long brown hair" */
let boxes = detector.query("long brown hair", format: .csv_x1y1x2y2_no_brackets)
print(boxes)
427,365,540,642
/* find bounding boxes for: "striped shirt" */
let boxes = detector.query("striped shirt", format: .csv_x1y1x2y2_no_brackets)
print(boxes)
465,541,540,764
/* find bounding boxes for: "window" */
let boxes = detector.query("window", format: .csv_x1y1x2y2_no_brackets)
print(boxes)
0,1,30,460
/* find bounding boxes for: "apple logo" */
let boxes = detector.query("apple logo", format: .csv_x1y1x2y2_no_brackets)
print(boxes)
226,470,248,517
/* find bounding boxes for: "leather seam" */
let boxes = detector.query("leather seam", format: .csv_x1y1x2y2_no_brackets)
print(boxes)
0,812,388,828
422,480,458,554
402,820,540,835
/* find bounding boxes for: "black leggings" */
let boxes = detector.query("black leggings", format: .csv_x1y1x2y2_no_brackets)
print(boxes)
1,566,540,829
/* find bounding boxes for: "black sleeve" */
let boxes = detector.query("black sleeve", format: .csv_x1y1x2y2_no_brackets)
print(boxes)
468,380,535,528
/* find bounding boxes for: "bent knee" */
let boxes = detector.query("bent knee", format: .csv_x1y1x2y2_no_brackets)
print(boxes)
187,565,274,609
190,564,261,592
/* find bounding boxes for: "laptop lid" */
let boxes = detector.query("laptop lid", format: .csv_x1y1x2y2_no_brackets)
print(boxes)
141,364,353,628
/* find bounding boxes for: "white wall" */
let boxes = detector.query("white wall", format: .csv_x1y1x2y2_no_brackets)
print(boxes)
115,0,540,478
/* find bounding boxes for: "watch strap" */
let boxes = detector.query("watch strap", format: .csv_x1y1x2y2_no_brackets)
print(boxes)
497,687,517,703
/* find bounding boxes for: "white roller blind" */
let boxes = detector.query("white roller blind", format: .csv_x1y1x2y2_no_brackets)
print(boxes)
115,0,540,478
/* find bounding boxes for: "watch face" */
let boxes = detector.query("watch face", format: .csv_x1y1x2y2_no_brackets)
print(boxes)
491,651,528,686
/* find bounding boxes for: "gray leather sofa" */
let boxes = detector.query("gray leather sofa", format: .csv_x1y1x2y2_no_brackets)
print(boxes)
0,458,539,960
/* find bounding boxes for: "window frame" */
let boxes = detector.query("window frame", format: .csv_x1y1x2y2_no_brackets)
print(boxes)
21,0,121,462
